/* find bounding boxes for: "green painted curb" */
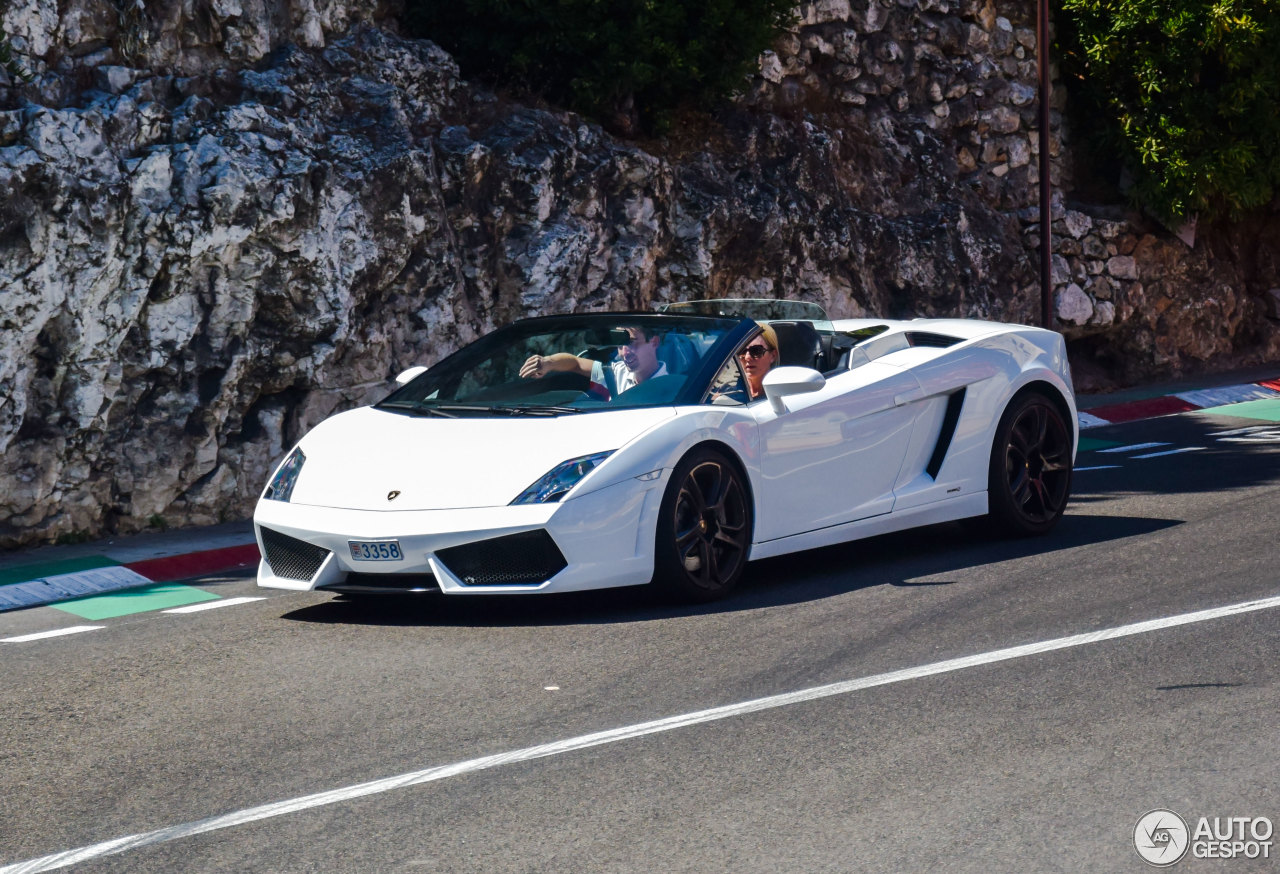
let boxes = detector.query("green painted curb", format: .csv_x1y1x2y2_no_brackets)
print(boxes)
1212,398,1280,422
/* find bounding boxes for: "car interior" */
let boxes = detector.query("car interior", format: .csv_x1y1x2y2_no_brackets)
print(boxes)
764,322,965,377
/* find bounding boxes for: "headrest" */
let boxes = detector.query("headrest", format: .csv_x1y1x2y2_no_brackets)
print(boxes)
769,321,822,369
657,332,698,375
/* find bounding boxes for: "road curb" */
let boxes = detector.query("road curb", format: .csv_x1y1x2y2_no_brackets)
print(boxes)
1078,377,1280,430
0,542,260,613
125,543,261,583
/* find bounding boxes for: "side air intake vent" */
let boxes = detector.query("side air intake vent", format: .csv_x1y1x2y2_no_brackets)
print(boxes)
926,388,967,479
435,530,567,586
260,527,331,581
906,332,962,348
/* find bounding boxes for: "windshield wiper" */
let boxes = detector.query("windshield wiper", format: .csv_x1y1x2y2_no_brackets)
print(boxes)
446,404,585,416
377,401,457,418
430,404,588,416
381,402,585,417
501,405,585,416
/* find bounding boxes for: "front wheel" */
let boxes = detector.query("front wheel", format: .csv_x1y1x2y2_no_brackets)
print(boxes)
986,391,1073,536
653,448,753,602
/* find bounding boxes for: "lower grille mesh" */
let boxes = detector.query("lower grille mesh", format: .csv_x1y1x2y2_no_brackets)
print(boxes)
436,529,567,585
325,573,439,593
260,527,331,581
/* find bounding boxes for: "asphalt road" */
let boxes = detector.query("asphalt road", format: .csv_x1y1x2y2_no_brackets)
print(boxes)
3,408,1279,873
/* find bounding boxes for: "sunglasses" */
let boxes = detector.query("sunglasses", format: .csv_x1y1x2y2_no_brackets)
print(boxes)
737,344,773,360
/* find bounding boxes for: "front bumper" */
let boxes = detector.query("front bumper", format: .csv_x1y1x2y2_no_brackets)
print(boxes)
253,475,666,595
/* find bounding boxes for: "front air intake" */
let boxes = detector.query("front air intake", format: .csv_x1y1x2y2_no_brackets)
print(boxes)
260,527,331,582
435,530,567,586
322,573,439,594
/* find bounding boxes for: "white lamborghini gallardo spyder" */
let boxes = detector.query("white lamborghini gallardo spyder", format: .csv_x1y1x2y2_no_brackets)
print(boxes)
254,300,1076,601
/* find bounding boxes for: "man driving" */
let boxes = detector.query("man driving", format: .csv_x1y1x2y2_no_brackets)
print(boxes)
519,325,668,395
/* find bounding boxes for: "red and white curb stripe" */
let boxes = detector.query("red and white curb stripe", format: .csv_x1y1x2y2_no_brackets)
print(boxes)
1078,378,1280,430
0,544,260,613
0,566,152,612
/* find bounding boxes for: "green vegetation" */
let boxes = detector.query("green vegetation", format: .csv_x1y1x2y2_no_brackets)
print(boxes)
1056,0,1280,225
1,22,33,83
111,0,150,65
404,0,795,133
1,0,32,84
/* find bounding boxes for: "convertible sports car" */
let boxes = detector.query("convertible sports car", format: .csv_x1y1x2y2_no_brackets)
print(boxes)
253,299,1076,601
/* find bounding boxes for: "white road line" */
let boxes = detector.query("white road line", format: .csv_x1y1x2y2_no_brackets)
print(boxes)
1133,446,1206,459
1217,430,1280,444
1097,442,1169,454
163,597,266,614
1074,465,1121,472
1,626,103,644
6,592,1280,874
1208,425,1269,437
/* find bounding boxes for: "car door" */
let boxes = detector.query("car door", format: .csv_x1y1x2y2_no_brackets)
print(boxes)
751,362,925,543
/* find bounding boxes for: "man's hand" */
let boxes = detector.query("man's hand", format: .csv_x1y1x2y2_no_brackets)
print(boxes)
520,352,591,380
520,354,549,379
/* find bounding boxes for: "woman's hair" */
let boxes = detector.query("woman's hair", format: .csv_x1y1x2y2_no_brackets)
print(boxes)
756,322,779,353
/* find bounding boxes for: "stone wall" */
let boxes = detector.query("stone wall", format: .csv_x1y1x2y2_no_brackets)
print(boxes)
753,0,1057,213
743,0,1280,381
2,0,400,76
1,0,1277,547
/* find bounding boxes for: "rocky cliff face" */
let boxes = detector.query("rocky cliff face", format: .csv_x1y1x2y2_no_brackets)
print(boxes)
1,0,1277,546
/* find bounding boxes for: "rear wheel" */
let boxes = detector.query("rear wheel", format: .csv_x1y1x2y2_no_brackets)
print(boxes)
986,390,1073,536
653,448,752,602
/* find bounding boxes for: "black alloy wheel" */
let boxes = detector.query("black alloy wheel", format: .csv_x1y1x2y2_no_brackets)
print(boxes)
654,448,753,602
987,390,1074,536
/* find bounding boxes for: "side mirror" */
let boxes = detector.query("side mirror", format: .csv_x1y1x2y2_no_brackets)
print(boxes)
763,366,826,415
394,366,428,386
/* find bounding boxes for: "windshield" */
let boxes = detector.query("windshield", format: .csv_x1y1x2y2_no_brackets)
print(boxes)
379,314,752,416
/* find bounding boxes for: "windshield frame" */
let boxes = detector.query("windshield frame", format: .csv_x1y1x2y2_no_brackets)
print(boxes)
377,313,759,414
659,298,830,322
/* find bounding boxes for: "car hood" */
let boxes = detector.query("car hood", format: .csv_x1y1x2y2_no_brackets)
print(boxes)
285,405,676,511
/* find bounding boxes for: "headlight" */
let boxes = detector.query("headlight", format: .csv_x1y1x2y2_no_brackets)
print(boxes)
263,448,306,502
511,451,614,505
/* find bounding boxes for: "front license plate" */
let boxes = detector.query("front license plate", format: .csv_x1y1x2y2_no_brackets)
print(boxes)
348,540,404,562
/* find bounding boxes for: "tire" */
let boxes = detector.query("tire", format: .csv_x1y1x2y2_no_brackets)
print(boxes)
986,390,1074,536
653,448,753,602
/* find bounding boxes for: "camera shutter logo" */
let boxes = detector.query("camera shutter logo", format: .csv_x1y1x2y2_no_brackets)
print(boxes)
1135,809,1190,866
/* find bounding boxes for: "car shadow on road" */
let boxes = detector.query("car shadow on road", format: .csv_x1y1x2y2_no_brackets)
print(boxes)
279,512,1179,628
281,409,1279,628
729,512,1179,609
1072,412,1280,501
